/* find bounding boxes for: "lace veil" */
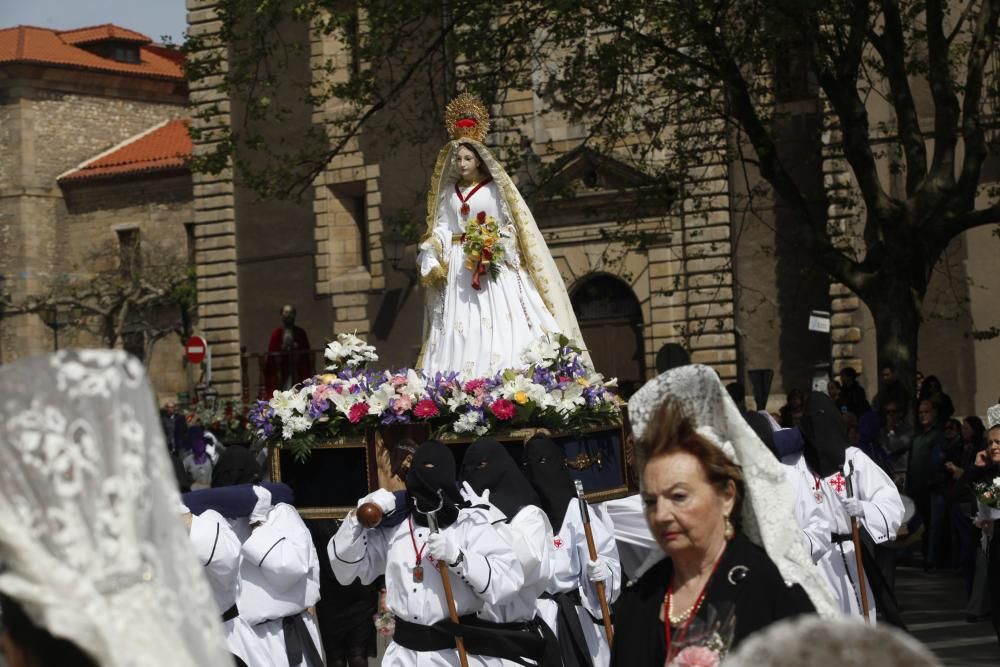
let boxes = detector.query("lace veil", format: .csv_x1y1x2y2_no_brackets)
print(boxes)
627,364,838,618
418,139,588,366
0,350,232,666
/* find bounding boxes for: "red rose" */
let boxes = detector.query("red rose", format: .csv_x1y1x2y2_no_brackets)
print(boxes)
490,399,516,421
348,402,369,424
413,399,439,418
476,211,487,223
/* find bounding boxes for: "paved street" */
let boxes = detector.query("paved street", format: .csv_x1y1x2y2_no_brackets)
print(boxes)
896,566,998,666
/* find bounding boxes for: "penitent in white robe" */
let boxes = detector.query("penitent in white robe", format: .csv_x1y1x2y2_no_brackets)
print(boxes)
536,499,621,667
329,508,525,667
231,504,325,667
783,447,903,623
189,509,257,666
419,180,560,376
470,505,554,624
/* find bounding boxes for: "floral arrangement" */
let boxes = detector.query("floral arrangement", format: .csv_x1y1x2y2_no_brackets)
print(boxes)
461,211,506,290
324,332,379,372
186,400,253,444
249,333,621,461
974,477,1000,511
668,604,734,667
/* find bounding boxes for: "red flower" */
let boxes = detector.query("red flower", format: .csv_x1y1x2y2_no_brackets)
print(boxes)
476,211,487,223
456,118,477,128
460,203,470,216
348,402,369,424
413,399,439,418
463,378,486,393
490,399,516,421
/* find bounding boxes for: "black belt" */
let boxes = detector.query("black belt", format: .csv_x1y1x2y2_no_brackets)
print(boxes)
832,533,853,544
268,612,324,667
538,591,593,667
221,604,239,623
393,615,557,666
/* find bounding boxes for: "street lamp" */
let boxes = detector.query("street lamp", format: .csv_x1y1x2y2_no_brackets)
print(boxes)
383,233,417,281
38,303,82,351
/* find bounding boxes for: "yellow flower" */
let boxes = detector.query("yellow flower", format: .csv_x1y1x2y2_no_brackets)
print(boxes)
514,391,529,405
321,374,337,384
576,377,590,387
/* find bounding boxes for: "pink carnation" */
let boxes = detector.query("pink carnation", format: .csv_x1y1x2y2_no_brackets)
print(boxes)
673,646,720,667
392,395,413,415
390,375,408,388
348,402,369,424
463,378,486,393
490,399,516,421
413,399,439,418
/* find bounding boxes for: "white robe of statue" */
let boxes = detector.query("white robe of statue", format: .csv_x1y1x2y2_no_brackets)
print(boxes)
783,447,903,623
419,179,560,377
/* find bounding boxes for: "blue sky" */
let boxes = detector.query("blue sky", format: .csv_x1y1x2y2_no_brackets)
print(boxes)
5,0,188,44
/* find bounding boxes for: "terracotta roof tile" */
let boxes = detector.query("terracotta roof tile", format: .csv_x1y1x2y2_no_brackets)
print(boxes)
58,119,192,183
0,25,183,80
58,24,151,45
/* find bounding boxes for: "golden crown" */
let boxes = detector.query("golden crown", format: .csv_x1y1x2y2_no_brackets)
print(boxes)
445,93,490,142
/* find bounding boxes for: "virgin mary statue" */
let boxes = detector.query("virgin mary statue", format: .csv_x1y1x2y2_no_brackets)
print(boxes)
417,93,585,377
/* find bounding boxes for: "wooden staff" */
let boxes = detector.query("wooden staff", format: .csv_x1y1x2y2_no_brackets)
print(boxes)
844,461,871,624
574,480,614,645
422,495,470,667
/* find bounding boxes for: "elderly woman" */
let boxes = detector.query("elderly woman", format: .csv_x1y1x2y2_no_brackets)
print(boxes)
612,365,836,666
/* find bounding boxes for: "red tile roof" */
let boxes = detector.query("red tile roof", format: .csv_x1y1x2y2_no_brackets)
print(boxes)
0,24,183,80
58,119,192,183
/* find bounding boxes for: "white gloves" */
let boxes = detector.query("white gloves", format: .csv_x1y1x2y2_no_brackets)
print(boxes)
460,481,491,506
587,557,612,583
358,488,397,514
841,497,864,518
427,531,461,566
250,486,273,524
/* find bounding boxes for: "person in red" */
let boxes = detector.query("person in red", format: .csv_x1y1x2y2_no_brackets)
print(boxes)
263,304,313,398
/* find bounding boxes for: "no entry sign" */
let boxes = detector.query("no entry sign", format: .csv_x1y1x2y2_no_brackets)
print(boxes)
185,335,208,365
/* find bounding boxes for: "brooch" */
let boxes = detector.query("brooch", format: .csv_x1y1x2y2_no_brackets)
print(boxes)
727,565,749,585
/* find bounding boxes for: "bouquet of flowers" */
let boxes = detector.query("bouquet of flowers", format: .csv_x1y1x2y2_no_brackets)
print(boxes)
667,603,735,667
974,477,1000,519
324,332,379,372
461,211,506,290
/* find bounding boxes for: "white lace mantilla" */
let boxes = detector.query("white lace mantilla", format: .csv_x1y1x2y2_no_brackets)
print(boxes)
0,350,231,666
627,364,839,618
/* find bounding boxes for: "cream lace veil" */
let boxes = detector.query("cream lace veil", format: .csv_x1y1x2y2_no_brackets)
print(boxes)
418,139,589,366
627,364,838,618
0,350,231,666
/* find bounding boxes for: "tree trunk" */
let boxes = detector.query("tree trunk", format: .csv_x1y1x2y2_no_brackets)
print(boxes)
864,281,922,415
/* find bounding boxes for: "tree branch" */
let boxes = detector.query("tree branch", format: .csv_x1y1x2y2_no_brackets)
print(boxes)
957,0,1000,203
925,0,961,189
869,0,928,195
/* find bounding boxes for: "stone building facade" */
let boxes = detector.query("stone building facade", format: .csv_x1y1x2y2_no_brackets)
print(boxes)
184,2,999,416
0,24,193,397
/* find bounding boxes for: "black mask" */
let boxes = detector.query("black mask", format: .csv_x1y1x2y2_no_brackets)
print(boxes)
521,436,576,532
460,437,540,520
211,446,261,488
405,440,462,528
744,411,778,459
799,391,849,477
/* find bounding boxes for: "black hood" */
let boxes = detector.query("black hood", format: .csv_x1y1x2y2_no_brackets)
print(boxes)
800,391,849,477
460,437,540,520
405,440,462,528
521,436,576,532
744,411,778,459
211,446,262,488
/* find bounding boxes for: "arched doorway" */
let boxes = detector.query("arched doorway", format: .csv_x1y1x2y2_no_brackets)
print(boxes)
571,274,646,398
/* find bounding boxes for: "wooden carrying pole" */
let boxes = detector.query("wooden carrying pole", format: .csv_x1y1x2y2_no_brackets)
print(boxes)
426,507,470,667
574,480,614,645
845,462,871,624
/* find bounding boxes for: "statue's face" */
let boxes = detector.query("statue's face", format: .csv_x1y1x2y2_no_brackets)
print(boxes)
455,146,481,182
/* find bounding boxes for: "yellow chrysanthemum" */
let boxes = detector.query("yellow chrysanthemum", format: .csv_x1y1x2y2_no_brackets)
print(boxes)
514,391,529,405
